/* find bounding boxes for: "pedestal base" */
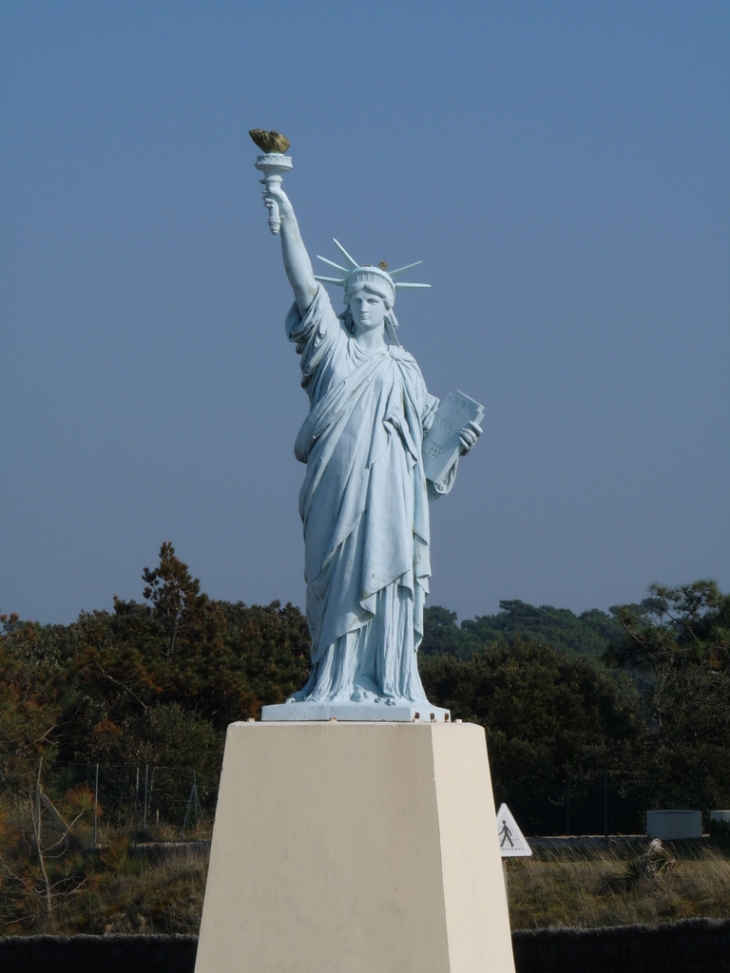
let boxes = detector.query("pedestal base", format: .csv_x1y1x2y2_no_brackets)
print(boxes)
261,700,451,722
195,721,515,973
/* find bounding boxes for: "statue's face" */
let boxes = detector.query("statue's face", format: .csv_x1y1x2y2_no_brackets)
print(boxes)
347,285,388,335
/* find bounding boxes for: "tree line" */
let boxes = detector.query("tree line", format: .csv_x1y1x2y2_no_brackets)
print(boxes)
2,543,729,835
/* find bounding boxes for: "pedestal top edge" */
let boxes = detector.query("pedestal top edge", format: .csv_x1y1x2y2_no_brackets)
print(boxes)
229,720,472,728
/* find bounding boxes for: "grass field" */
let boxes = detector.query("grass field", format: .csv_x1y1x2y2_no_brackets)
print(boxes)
507,840,730,929
3,830,730,935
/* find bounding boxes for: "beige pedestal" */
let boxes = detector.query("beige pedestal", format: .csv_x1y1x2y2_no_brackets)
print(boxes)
195,721,515,973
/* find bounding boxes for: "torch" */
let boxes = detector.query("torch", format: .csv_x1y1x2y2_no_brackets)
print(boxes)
250,129,293,235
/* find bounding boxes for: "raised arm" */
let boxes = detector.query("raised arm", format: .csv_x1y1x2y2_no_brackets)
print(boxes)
263,186,317,315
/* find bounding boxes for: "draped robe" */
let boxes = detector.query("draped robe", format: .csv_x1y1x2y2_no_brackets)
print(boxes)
287,285,456,705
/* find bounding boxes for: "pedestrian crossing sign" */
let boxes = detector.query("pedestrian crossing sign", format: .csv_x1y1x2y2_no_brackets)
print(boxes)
496,803,532,857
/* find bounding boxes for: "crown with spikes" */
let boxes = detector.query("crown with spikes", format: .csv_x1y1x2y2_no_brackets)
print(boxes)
314,241,430,347
314,239,431,308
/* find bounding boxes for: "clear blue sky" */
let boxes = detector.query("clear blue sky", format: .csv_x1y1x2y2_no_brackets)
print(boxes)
1,1,728,625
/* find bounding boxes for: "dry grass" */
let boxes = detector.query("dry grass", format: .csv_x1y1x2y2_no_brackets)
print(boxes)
507,841,730,930
0,785,213,936
1,847,210,937
62,849,210,936
38,840,730,936
4,813,730,937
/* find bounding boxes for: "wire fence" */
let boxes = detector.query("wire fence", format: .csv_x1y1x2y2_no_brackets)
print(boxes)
41,761,221,842
501,768,649,838
23,760,653,843
559,771,641,837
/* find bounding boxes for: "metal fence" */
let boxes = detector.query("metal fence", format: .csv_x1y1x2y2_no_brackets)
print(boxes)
496,766,650,838
33,761,648,842
43,761,220,841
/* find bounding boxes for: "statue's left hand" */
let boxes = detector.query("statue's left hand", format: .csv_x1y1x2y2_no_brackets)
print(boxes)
458,420,482,456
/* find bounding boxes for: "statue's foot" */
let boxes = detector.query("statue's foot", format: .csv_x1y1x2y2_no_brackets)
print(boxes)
350,688,399,705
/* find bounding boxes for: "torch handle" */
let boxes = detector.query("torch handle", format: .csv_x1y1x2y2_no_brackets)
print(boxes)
264,173,283,235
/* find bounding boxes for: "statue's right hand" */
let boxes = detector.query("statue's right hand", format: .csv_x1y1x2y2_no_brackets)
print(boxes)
261,183,294,223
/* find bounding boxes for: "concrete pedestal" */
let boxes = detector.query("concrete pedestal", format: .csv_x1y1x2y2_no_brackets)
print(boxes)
195,721,515,973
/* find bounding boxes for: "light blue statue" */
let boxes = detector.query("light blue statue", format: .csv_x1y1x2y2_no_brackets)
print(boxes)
258,177,481,722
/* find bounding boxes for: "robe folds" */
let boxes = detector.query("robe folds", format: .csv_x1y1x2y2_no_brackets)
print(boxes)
286,285,456,705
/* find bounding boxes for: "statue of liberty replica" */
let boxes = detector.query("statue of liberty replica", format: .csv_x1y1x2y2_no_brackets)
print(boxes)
252,132,482,721
194,134,515,973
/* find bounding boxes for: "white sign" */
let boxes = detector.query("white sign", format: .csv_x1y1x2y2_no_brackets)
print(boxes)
496,803,532,858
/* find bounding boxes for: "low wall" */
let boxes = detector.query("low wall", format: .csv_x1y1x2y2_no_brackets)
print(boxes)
0,919,729,973
512,918,730,973
0,934,197,973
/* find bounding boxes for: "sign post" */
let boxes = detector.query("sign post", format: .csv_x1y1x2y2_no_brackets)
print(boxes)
496,803,532,902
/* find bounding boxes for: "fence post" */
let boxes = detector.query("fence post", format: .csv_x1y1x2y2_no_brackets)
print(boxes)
134,766,140,843
183,771,204,835
94,763,99,846
143,764,149,833
565,781,570,836
183,773,194,835
35,758,43,849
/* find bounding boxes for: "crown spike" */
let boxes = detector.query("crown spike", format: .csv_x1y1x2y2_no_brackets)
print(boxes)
314,275,346,285
394,282,431,289
316,255,348,272
332,238,359,268
389,261,423,276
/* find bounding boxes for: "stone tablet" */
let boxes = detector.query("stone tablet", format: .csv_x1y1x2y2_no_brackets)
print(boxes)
423,389,485,484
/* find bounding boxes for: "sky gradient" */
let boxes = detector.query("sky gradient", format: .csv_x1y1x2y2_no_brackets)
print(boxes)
1,1,728,625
